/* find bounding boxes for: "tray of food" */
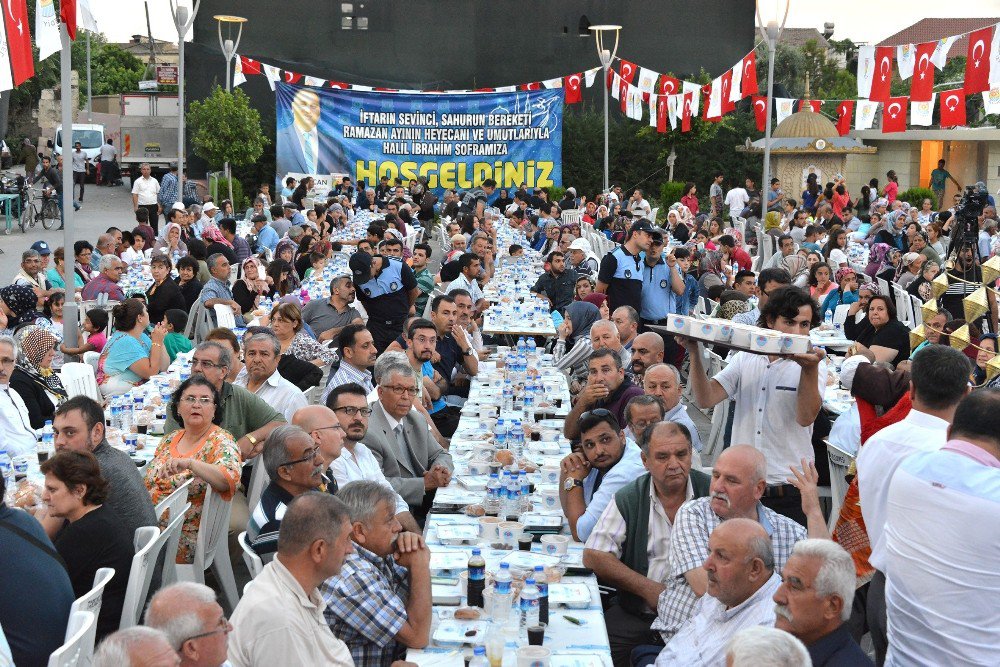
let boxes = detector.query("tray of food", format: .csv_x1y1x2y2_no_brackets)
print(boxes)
650,315,811,356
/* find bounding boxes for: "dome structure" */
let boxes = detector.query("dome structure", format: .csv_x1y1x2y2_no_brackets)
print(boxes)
772,107,839,139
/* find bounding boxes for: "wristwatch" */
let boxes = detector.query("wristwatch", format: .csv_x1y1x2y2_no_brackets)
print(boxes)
564,478,584,491
463,347,475,356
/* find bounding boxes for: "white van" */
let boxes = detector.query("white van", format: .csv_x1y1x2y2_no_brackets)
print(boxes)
53,123,106,162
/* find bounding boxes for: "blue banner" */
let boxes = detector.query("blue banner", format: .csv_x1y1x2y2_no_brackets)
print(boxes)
275,82,562,194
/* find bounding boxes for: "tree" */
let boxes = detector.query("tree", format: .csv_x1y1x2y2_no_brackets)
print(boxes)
90,44,146,96
187,86,268,170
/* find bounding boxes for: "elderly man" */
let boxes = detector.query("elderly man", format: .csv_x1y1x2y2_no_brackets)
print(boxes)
559,409,645,542
773,540,872,667
365,362,454,518
650,445,822,644
316,385,420,534
584,422,711,665
321,323,377,404
564,348,644,441
247,425,329,558
613,305,640,350
81,254,126,301
629,332,664,384
13,247,58,302
146,583,231,667
93,627,179,667
642,363,703,454
251,213,279,253
90,231,118,271
228,493,356,667
638,519,783,667
725,627,811,667
291,405,345,492
557,318,632,385
234,332,308,421
0,336,39,456
531,250,578,312
199,253,246,326
302,275,364,343
320,480,433,666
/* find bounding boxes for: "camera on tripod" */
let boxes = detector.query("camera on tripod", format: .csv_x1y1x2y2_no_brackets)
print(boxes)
950,183,990,247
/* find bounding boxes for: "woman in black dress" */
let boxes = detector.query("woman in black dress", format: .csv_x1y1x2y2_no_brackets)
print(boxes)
843,295,910,367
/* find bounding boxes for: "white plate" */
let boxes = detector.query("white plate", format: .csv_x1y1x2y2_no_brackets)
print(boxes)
458,475,490,491
429,550,473,570
549,583,592,608
436,524,480,543
499,551,562,570
432,619,490,645
520,513,563,528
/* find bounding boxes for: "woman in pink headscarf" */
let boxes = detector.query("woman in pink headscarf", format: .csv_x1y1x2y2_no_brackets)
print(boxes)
232,257,269,317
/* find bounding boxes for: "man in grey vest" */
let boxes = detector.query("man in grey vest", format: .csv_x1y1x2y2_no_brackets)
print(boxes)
582,422,710,666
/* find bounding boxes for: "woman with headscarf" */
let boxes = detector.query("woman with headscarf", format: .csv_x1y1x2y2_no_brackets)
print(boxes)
0,284,45,336
906,260,939,300
202,225,236,265
274,239,302,289
697,251,730,295
10,326,68,428
864,243,895,280
763,210,784,239
152,222,188,260
553,301,602,374
232,257,270,317
821,267,860,320
666,208,690,244
781,254,810,288
582,292,610,319
874,210,906,250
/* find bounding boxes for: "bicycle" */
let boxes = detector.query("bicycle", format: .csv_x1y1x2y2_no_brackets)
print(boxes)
19,184,60,232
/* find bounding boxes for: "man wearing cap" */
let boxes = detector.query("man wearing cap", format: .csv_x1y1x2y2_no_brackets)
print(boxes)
131,163,161,230
532,250,578,313
350,252,418,353
568,237,599,276
14,245,60,302
252,214,280,253
157,163,179,232
193,201,218,240
638,235,685,334
597,219,656,314
274,203,304,238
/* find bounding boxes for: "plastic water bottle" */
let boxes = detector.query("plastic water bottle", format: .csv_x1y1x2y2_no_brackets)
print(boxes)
533,565,549,625
41,420,54,450
824,310,834,330
467,548,486,608
502,381,514,414
522,390,535,424
496,418,508,450
519,578,540,641
469,646,489,667
494,562,513,623
0,448,13,491
520,472,532,513
133,395,144,429
109,397,121,431
517,336,526,356
485,473,502,515
526,337,537,359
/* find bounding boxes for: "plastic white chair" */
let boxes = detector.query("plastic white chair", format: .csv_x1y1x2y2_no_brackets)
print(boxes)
65,568,115,641
303,385,320,405
403,231,419,253
876,277,890,297
648,207,659,223
245,459,270,517
227,263,239,286
832,304,851,327
238,531,264,579
48,610,97,667
60,362,102,402
176,486,239,612
214,304,236,330
910,295,923,326
119,525,168,629
82,351,100,374
826,440,855,532
154,478,193,586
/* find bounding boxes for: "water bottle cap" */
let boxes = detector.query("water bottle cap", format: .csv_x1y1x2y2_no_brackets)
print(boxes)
534,565,544,571
474,647,486,656
44,420,52,426
471,548,481,555
499,562,509,569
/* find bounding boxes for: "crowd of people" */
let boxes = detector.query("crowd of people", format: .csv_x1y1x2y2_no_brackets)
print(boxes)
1,163,999,667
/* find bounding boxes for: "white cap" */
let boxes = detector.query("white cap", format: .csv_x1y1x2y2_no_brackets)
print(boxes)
203,202,219,212
568,238,591,252
171,202,186,211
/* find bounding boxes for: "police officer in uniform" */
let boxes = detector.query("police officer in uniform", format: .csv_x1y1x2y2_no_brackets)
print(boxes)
596,218,656,313
639,232,687,360
349,251,419,353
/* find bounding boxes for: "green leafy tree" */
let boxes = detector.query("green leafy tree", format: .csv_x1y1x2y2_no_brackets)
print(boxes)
90,44,146,96
188,86,268,170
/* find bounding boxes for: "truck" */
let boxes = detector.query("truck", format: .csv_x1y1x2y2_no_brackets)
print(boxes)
118,93,179,181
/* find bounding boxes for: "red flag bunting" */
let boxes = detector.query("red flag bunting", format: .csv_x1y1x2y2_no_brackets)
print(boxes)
283,72,302,84
658,75,679,96
472,88,494,92
4,0,33,85
619,59,637,84
656,96,667,133
965,26,993,94
239,56,261,75
520,82,541,90
682,92,694,132
751,95,767,132
939,88,966,127
910,41,936,101
799,100,821,113
328,81,349,89
869,46,894,102
836,100,855,136
376,87,399,92
721,70,735,114
882,96,908,133
563,73,583,104
61,0,77,39
740,52,759,97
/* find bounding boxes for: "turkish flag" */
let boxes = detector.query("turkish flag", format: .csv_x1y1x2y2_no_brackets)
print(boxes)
910,41,936,101
939,88,967,126
376,87,399,92
619,59,637,84
799,100,821,113
965,26,993,93
283,71,302,84
4,0,33,85
520,82,541,90
836,100,855,136
869,46,894,101
564,73,583,104
751,95,767,131
740,51,759,97
658,75,679,96
61,0,77,39
720,70,735,114
656,96,668,133
682,92,694,132
239,56,261,75
472,87,493,92
328,81,349,89
882,96,908,133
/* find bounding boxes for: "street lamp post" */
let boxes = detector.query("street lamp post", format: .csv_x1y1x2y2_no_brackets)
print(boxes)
215,15,247,207
170,0,201,206
589,25,621,197
756,1,789,203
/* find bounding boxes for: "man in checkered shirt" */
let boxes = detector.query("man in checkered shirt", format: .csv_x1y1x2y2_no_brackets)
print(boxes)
320,480,432,667
648,445,828,647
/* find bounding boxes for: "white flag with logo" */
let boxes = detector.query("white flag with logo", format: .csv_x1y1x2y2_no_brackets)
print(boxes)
495,85,516,92
990,23,1000,87
77,0,99,32
984,88,1000,114
542,77,562,89
855,100,879,130
706,76,722,118
626,85,643,120
233,57,246,87
682,80,701,116
584,67,599,88
304,76,325,88
729,62,743,102
35,0,60,61
897,43,915,79
649,93,658,127
667,94,680,130
775,98,795,124
931,36,958,69
263,65,281,91
0,17,13,92
857,45,876,97
636,67,658,94
910,94,936,126
611,71,621,100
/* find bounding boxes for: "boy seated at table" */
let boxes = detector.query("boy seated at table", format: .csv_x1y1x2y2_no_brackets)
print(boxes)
60,308,109,356
161,309,192,362
303,252,327,281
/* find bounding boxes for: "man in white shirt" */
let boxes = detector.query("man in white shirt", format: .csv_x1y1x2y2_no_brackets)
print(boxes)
882,389,1000,667
233,332,307,421
0,336,38,456
446,253,486,313
724,184,750,221
311,386,420,534
628,188,652,218
856,344,970,666
228,493,356,667
131,163,161,227
682,287,827,524
647,519,782,667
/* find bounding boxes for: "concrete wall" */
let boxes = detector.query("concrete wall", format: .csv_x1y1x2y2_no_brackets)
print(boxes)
845,141,921,192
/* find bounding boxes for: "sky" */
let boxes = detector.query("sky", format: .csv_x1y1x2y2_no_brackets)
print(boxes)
96,1,1000,45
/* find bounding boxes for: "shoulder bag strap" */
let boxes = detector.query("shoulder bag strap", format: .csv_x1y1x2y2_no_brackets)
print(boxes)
0,518,68,571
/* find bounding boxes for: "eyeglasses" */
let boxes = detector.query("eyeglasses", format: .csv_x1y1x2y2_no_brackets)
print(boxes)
280,446,322,468
382,384,419,396
181,616,232,644
181,395,214,406
581,408,613,420
332,405,372,417
191,358,226,370
313,424,345,434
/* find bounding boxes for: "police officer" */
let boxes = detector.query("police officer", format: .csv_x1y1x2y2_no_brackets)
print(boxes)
639,233,685,330
596,218,656,313
349,251,419,353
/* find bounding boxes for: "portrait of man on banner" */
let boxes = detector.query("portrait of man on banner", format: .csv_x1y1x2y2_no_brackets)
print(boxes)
276,86,344,177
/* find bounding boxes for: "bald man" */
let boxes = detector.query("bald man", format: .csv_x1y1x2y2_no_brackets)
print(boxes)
146,583,229,667
642,363,702,454
630,332,664,382
649,445,824,643
93,626,179,667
